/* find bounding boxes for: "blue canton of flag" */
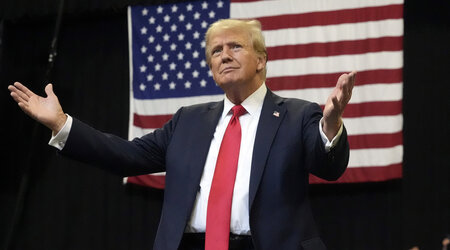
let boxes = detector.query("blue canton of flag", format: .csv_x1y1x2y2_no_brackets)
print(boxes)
130,1,230,100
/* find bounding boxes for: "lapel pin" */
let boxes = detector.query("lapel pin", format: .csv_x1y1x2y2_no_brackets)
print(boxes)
273,111,280,117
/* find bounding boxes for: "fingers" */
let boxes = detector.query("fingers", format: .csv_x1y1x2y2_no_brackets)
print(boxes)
347,71,357,91
10,91,28,106
13,82,35,98
9,86,30,104
339,71,357,100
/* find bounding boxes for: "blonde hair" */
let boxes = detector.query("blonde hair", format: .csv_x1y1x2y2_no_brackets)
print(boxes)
205,19,268,80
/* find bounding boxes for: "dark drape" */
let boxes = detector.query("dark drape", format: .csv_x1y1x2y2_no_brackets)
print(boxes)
1,0,449,249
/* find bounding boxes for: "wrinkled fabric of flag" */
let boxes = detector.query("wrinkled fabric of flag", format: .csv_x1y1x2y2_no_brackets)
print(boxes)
126,0,404,189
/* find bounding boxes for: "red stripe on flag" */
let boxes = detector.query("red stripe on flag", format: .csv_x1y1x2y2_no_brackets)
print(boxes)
266,69,403,90
127,175,165,189
348,132,403,149
134,113,172,129
267,37,403,60
309,163,402,184
258,4,404,30
331,101,403,118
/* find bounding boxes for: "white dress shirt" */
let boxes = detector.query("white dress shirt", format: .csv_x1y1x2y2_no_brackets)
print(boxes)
49,83,343,235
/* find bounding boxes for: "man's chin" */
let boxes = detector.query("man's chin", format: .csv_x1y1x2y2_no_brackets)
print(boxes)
216,79,239,89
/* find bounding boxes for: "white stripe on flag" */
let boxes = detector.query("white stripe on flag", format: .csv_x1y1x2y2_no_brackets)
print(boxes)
348,145,403,168
343,114,403,135
231,0,404,19
263,19,403,47
266,51,403,78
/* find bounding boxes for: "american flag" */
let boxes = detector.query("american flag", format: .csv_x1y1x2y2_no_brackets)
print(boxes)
125,0,404,188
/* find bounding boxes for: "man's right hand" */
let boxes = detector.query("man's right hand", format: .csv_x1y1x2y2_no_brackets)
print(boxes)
8,82,67,134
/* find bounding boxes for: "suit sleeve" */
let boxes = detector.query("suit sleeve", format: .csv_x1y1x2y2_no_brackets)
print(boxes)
59,108,183,177
302,102,349,181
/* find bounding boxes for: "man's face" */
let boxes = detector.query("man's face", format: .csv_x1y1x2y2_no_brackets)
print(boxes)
208,28,264,91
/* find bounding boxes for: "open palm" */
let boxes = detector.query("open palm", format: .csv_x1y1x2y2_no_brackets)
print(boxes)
8,82,67,133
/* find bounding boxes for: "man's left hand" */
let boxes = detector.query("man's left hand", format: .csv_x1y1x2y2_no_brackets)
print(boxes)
322,71,357,141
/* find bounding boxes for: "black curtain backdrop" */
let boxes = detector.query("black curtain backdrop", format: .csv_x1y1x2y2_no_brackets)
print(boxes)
0,0,449,249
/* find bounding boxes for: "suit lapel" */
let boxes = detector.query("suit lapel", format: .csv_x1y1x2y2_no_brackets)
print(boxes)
249,90,286,210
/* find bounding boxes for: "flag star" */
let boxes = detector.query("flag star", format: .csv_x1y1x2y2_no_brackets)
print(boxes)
154,83,161,90
162,72,168,80
177,71,184,79
171,24,177,32
155,63,161,71
169,82,176,89
192,70,199,78
186,4,193,11
140,27,147,35
202,2,208,9
184,61,191,69
186,23,193,30
147,55,154,62
156,25,163,33
217,1,224,8
164,15,170,22
201,21,208,28
163,33,170,41
200,60,207,67
185,42,192,50
201,40,206,48
170,43,177,51
178,33,185,41
178,14,185,22
157,6,163,14
194,12,201,20
192,51,199,58
142,8,148,16
171,5,178,12
141,46,147,53
177,52,184,60
169,62,177,70
139,83,146,91
185,81,192,88
162,53,169,61
147,74,154,81
208,70,213,77
200,79,207,87
140,65,147,72
149,16,155,24
155,44,162,52
209,11,216,18
193,31,200,39
148,35,155,43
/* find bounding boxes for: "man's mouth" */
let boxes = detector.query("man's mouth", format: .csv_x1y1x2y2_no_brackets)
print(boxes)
220,67,237,74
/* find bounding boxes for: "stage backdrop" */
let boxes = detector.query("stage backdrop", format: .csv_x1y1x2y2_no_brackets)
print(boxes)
125,0,404,189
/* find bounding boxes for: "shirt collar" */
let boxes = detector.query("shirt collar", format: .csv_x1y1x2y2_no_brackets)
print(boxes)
222,83,267,119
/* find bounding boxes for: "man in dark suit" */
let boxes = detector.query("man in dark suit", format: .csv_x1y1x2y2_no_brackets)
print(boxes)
9,19,356,250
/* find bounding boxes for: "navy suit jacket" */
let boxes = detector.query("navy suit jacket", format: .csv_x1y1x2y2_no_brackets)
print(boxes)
61,89,349,250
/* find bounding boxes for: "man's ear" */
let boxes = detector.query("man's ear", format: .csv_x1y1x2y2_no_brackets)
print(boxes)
256,55,266,72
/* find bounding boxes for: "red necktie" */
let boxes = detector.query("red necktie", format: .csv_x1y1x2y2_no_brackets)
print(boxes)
205,105,247,250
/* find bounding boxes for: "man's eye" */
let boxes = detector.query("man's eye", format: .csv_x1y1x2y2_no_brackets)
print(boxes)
232,44,242,49
212,49,222,56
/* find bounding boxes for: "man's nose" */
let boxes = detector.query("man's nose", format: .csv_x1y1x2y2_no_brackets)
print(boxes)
221,47,232,62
